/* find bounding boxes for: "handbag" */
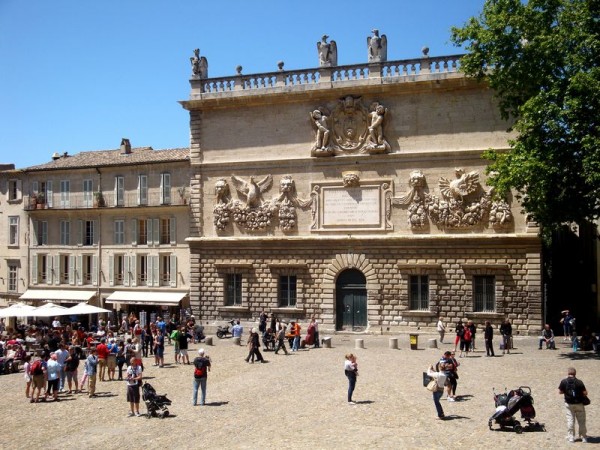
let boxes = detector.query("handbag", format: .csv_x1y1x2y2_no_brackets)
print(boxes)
582,396,591,406
427,379,439,392
422,371,433,387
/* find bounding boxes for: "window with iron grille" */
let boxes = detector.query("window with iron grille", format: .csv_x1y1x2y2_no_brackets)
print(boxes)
473,275,496,312
225,273,242,306
279,275,297,307
409,275,429,310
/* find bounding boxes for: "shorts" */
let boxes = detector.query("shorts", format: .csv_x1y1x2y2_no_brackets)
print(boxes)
126,384,141,403
98,358,107,369
155,346,164,358
32,374,44,389
107,355,117,370
174,344,180,354
179,349,188,357
66,370,78,382
47,378,59,394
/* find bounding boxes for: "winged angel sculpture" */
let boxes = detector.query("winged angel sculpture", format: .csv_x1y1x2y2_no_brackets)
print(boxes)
317,35,337,67
190,48,208,78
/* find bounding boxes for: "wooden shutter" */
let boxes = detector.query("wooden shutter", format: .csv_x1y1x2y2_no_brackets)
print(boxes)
131,219,137,245
92,255,98,286
169,217,176,244
130,255,137,287
170,255,177,288
109,255,114,287
69,255,76,285
76,255,83,286
54,255,60,285
46,181,53,208
152,218,159,245
123,255,130,287
31,256,38,285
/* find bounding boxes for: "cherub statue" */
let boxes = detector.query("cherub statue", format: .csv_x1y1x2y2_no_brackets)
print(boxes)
190,48,208,78
367,29,387,63
310,107,332,154
365,102,390,153
317,35,337,67
230,174,273,208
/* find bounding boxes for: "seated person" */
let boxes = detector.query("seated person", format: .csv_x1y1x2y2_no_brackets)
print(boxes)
538,324,555,349
262,328,275,350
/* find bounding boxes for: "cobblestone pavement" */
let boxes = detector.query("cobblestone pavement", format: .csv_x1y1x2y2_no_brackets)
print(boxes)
1,333,597,449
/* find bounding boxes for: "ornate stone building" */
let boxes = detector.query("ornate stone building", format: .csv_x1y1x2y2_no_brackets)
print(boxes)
182,40,542,334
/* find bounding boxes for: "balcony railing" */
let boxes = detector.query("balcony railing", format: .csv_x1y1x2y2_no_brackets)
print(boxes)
24,189,189,211
193,54,464,96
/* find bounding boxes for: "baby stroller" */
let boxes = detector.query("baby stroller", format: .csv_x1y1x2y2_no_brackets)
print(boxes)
142,382,172,418
488,386,544,433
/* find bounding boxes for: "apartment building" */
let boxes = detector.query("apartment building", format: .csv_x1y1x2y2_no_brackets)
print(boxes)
1,140,191,324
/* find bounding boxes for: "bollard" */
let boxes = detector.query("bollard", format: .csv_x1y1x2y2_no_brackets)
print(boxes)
205,336,213,346
389,337,398,349
427,338,438,349
355,339,364,349
322,337,332,348
232,337,241,346
409,333,419,350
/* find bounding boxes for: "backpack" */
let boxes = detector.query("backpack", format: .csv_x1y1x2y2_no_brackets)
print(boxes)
31,359,43,375
463,328,472,341
566,378,579,402
194,363,206,378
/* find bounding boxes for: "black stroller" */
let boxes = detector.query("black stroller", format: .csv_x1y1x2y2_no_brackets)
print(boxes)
142,382,172,418
488,386,544,433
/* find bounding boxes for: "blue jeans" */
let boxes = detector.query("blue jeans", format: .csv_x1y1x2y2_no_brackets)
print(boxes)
292,336,300,351
192,377,207,406
59,367,66,391
346,372,356,402
433,389,444,417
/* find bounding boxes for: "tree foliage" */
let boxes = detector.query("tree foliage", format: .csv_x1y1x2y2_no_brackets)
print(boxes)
451,0,600,233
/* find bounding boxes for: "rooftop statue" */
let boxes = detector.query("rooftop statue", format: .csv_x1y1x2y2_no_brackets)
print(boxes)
190,48,208,79
367,29,387,63
317,34,337,67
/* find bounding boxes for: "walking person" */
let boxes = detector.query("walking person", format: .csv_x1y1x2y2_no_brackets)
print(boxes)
125,357,143,417
64,346,80,393
292,321,301,352
344,353,358,404
436,317,446,344
274,324,289,355
245,328,265,363
459,325,472,357
427,361,448,419
558,367,588,443
192,348,211,406
454,320,464,352
86,348,99,398
500,319,512,354
484,321,495,357
313,317,320,348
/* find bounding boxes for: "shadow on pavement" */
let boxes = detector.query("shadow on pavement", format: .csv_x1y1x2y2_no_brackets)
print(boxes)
557,352,599,360
443,415,469,421
206,401,229,406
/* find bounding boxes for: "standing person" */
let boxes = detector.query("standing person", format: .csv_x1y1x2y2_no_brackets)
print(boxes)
270,313,277,335
427,361,448,420
170,326,181,364
436,317,446,344
313,317,320,348
500,319,512,354
561,310,573,341
484,321,495,357
54,343,69,392
231,320,244,341
86,348,99,398
23,355,32,399
29,356,46,403
107,338,118,381
467,320,477,350
258,311,268,335
125,357,143,417
344,353,358,405
439,351,457,401
45,353,61,402
142,325,153,357
292,321,301,352
460,324,472,358
192,348,211,406
64,346,80,393
96,338,109,382
154,330,165,368
454,320,464,352
178,326,192,365
558,367,588,443
245,328,265,363
274,324,289,355
116,341,127,381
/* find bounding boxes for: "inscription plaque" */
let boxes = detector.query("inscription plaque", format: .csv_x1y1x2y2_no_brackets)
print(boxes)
323,187,380,227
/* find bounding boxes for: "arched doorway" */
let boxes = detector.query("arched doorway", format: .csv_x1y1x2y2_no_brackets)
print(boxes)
336,269,367,331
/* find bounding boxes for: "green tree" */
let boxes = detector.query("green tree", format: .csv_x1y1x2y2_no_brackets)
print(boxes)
451,0,600,234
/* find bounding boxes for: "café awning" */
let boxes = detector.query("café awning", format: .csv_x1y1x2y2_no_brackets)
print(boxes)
19,289,96,303
105,291,187,306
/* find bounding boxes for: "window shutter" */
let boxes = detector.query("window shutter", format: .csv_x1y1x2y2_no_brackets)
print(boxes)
69,255,76,285
131,219,137,245
76,255,83,286
137,176,141,205
152,218,159,245
108,255,114,287
77,220,83,246
170,255,177,288
16,180,22,200
54,255,60,285
32,256,38,285
169,217,176,244
46,181,53,208
32,181,39,195
146,219,152,245
32,220,38,246
41,222,48,245
130,255,137,287
92,255,98,286
152,255,159,287
123,255,130,287
92,220,98,245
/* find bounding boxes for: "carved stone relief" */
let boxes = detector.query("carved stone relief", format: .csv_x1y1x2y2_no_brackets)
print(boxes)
393,169,514,230
342,172,360,188
310,96,391,157
213,175,312,232
190,48,208,79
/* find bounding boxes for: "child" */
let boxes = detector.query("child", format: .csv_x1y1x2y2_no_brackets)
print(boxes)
23,355,32,398
344,353,358,404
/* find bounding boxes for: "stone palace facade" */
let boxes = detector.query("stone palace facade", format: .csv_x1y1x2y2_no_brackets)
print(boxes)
181,34,542,334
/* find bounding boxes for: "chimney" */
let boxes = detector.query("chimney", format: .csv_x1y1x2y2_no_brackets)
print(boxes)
120,138,131,154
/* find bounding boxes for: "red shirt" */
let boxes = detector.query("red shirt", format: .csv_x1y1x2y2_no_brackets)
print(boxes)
96,343,109,359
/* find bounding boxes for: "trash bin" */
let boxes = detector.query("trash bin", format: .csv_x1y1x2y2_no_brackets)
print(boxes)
409,333,419,350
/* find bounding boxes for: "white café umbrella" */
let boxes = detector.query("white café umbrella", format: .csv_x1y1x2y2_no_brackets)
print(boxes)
31,302,71,317
0,302,38,318
66,303,111,315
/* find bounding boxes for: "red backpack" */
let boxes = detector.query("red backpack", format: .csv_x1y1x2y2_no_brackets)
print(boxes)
194,364,206,378
31,359,43,375
463,328,472,341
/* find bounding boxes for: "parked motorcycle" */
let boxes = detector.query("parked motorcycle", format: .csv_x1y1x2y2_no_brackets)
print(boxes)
216,320,236,339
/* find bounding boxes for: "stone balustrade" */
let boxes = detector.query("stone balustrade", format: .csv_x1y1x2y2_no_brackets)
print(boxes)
191,54,464,97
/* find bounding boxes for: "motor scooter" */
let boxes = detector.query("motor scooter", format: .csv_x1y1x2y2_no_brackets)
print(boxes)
216,320,235,339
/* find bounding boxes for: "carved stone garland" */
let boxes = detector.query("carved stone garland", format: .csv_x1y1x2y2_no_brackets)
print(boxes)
393,169,513,230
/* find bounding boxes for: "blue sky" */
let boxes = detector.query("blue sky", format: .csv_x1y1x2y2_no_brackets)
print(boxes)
0,1,484,169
